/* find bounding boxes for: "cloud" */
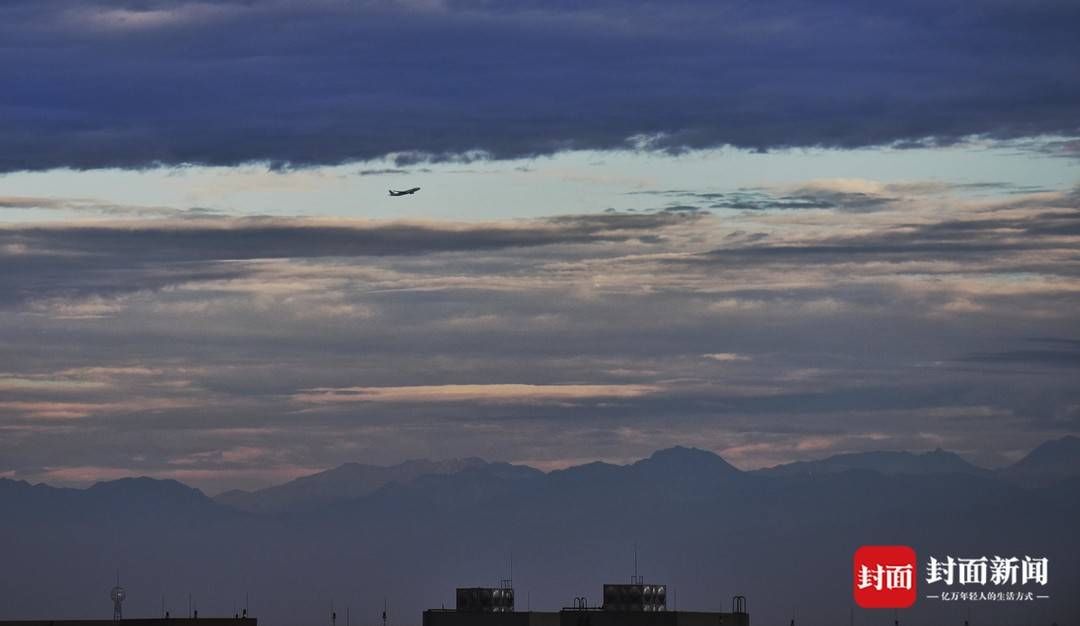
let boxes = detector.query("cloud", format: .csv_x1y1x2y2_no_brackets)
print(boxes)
0,213,698,308
692,189,1080,269
1,0,1078,171
702,353,750,362
0,377,110,392
630,178,1065,214
1,183,1078,489
2,213,690,262
356,167,431,176
0,195,225,218
292,383,663,405
960,340,1080,369
0,397,200,420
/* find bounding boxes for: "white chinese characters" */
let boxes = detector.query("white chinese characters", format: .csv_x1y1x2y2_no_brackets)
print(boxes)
858,564,914,591
925,556,1048,586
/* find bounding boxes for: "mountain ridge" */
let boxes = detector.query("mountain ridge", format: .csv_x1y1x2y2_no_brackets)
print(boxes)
0,438,1077,625
1001,434,1080,486
214,456,489,513
756,448,987,477
7,436,1078,512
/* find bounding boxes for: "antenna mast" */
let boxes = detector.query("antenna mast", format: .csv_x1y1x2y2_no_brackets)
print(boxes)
110,571,125,622
631,543,643,584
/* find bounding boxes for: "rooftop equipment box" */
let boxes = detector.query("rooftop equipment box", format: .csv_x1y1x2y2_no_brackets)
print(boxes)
456,587,515,613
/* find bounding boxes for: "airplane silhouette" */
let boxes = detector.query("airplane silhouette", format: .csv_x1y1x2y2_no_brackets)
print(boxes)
388,187,421,197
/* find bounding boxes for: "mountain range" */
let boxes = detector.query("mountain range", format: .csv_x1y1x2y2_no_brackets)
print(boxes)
212,436,1080,513
1,436,1077,626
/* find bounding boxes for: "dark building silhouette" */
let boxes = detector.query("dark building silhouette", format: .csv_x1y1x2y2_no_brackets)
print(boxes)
0,621,254,626
423,585,749,626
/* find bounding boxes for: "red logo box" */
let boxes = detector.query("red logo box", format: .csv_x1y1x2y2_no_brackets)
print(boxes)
853,545,917,608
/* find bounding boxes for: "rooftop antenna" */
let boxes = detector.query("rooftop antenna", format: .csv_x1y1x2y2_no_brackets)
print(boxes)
632,543,643,584
500,553,514,590
382,597,389,626
110,571,125,621
331,600,336,626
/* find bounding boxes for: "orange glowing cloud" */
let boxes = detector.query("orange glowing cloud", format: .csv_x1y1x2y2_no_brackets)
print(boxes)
293,383,662,405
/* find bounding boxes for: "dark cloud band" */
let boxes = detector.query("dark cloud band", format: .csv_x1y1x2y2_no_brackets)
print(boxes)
1,0,1078,171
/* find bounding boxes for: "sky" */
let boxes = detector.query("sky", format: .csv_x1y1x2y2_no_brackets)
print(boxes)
1,0,1079,494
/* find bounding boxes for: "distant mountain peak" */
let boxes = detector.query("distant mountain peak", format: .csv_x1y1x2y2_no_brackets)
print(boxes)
650,444,704,457
1004,435,1080,485
213,456,491,513
88,475,206,495
759,448,984,477
631,445,740,488
638,445,738,470
1012,435,1080,467
89,475,184,488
